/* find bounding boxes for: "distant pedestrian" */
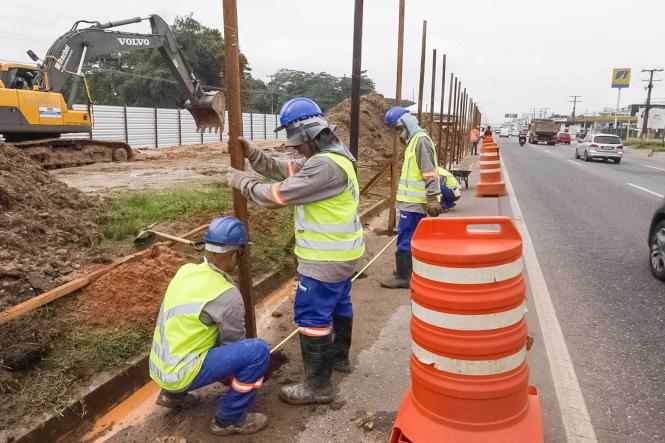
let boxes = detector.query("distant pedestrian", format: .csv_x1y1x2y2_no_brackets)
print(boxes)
484,126,492,137
470,126,480,155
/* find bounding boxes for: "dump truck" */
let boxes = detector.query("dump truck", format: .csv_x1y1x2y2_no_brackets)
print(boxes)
0,15,225,168
528,119,559,145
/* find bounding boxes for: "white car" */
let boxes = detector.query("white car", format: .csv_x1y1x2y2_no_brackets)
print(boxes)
575,133,623,164
499,127,510,138
509,129,519,137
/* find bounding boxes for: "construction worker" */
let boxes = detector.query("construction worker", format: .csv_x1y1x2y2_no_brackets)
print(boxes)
226,97,364,406
149,216,270,436
381,107,441,289
438,166,462,212
470,126,480,155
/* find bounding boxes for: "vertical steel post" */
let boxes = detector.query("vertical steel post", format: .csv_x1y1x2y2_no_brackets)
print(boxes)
437,54,446,161
387,0,406,234
223,0,256,338
154,107,158,148
444,73,454,168
250,112,254,140
123,105,129,144
451,79,461,165
428,48,436,133
177,108,182,145
349,0,364,161
416,20,427,122
263,113,267,140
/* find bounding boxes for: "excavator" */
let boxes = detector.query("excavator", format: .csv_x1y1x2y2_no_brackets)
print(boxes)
0,15,225,168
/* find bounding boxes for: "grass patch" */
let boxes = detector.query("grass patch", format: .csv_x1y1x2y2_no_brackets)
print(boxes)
625,137,665,151
10,323,150,425
249,208,294,275
95,183,232,242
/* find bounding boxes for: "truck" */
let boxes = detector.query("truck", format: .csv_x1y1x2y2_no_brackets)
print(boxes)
528,119,560,145
0,15,225,168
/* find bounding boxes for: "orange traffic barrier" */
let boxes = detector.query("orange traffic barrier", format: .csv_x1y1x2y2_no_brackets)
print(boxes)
391,217,543,443
480,140,499,154
477,140,506,196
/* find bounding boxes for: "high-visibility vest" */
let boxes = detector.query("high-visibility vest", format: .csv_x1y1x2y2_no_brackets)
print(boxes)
437,166,461,198
294,152,365,262
397,132,438,203
149,262,235,391
470,129,479,142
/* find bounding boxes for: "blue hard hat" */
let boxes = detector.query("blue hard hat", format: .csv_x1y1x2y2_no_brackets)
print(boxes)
203,216,249,246
385,106,409,128
275,97,323,132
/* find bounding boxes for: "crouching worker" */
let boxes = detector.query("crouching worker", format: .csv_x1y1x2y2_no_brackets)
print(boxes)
149,216,270,436
438,167,462,212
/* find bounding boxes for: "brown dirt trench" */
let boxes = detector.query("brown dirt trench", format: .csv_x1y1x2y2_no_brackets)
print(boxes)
70,214,406,443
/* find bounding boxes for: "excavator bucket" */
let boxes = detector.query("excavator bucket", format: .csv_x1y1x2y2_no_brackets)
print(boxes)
185,91,226,133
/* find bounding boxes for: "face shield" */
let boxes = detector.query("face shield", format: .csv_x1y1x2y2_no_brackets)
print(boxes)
284,116,332,156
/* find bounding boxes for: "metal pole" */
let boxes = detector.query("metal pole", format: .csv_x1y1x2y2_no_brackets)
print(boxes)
437,54,447,162
451,80,461,165
123,105,129,144
614,88,621,133
263,113,267,140
428,48,436,133
177,108,182,145
387,0,405,235
223,0,256,338
444,73,454,168
349,0,364,161
154,107,158,148
250,112,254,140
416,20,427,122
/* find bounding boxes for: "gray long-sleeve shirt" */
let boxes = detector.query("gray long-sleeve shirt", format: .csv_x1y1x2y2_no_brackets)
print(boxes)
233,147,360,282
199,262,246,345
397,133,441,214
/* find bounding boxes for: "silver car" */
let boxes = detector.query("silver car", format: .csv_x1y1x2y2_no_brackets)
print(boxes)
575,133,624,164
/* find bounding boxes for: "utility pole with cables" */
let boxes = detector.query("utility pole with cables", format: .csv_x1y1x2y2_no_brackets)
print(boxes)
569,95,582,122
641,68,663,143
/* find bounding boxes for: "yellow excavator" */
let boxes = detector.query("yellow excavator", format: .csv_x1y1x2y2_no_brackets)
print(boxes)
0,15,225,168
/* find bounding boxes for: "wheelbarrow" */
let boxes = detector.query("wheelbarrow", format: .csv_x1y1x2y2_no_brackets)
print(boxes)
451,169,471,189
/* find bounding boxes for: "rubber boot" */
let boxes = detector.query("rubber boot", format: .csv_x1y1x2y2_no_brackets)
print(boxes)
155,390,199,409
332,316,353,373
210,412,269,436
279,334,334,405
380,251,412,289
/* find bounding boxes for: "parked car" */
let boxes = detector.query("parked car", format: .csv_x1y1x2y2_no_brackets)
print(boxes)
574,133,623,163
509,129,519,137
556,132,571,144
499,127,510,138
649,201,665,281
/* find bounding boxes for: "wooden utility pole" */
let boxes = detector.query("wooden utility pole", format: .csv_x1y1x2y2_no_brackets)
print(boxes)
387,0,406,234
349,0,364,161
222,0,256,338
416,20,427,121
428,48,437,132
640,68,663,143
437,54,447,161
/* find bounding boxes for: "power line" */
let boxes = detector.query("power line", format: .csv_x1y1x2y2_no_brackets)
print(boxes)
640,68,663,142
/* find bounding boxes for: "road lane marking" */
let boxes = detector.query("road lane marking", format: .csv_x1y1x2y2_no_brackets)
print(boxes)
640,164,665,173
501,159,597,442
627,183,664,198
544,149,553,153
567,160,583,166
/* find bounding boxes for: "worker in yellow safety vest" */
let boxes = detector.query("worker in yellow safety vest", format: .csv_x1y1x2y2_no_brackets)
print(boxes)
438,166,462,212
381,106,441,289
149,216,270,436
227,97,364,406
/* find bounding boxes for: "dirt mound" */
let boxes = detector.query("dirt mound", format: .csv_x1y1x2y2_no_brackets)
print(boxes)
74,245,187,327
0,143,98,310
326,92,394,166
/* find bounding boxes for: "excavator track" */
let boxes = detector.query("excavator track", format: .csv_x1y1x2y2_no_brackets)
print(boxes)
13,138,133,169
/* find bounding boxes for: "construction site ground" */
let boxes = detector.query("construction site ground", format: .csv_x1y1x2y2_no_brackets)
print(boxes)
58,156,566,443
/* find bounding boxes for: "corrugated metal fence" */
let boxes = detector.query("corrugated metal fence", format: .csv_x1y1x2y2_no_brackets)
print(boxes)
62,104,285,148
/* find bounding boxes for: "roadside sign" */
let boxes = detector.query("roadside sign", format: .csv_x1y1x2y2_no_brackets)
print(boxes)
611,68,631,88
504,113,518,118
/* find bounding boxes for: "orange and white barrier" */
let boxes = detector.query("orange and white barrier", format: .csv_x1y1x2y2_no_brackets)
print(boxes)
391,217,543,443
477,139,506,196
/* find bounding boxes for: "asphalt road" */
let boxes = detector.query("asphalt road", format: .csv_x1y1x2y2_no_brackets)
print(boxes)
498,137,665,442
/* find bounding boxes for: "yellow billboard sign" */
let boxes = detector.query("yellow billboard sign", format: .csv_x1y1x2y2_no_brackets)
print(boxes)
611,68,631,88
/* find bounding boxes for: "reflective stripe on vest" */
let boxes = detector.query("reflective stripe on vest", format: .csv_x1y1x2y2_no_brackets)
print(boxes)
149,262,235,391
397,132,438,203
294,152,365,262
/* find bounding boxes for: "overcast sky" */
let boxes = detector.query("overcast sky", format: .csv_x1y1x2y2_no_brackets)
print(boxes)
2,1,663,124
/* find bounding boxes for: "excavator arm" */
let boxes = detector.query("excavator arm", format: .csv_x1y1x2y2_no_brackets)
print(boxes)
37,15,224,132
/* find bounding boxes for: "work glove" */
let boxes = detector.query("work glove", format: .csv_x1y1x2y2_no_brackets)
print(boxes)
426,194,442,217
238,136,257,159
226,167,252,191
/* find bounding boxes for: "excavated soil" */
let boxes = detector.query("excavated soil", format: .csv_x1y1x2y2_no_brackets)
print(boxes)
0,142,98,310
73,245,188,327
326,92,395,166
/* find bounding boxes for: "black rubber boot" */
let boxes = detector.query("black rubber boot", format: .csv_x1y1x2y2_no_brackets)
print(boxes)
380,251,412,289
332,316,353,373
279,334,334,405
155,390,199,409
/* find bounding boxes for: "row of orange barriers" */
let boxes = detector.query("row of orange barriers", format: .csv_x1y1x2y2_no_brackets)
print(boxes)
477,135,507,197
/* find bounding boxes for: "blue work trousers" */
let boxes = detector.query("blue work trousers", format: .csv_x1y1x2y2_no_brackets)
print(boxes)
396,210,426,252
185,338,269,422
294,275,352,333
440,185,461,210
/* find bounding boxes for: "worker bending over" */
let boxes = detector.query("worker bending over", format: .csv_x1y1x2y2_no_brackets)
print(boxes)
381,107,441,289
438,166,462,212
227,97,364,405
149,216,269,436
